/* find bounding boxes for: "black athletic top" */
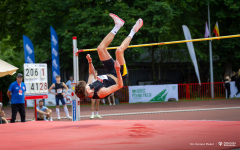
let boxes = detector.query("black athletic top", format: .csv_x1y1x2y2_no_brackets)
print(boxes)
55,82,64,98
89,75,116,99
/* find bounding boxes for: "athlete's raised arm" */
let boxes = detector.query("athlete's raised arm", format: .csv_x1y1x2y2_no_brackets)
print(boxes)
86,54,95,84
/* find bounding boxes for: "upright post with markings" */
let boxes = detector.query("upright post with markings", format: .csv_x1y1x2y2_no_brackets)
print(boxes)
72,37,80,121
71,83,78,121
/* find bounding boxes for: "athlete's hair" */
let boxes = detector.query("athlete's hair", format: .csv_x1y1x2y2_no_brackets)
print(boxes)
75,81,87,98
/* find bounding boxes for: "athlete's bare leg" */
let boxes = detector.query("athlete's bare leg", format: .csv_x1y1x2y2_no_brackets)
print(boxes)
91,99,96,112
95,99,100,111
115,37,132,65
97,13,124,61
116,18,143,65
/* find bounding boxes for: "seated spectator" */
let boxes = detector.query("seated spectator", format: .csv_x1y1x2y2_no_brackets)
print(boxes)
37,100,53,121
108,93,116,105
0,102,8,124
231,71,237,81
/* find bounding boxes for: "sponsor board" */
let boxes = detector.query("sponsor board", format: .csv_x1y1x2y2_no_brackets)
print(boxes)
129,84,178,103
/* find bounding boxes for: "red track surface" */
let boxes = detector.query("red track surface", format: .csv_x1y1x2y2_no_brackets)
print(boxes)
1,99,240,149
1,120,239,150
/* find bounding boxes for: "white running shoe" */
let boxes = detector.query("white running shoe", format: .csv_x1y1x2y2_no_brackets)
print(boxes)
110,103,112,105
90,115,94,119
67,116,72,119
49,118,53,121
132,18,143,33
44,119,48,121
57,116,61,120
110,13,125,27
95,115,102,118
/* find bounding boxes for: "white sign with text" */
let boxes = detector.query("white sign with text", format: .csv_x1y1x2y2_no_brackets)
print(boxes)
129,84,178,103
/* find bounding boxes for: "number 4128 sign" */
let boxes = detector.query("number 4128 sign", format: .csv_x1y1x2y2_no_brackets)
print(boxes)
24,63,48,95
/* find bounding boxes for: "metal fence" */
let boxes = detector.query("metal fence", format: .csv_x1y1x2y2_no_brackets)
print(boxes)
178,82,225,100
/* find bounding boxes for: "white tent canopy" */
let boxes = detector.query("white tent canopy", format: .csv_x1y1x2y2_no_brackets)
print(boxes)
0,59,18,77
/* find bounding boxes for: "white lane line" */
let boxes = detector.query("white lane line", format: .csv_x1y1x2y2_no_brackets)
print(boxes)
80,107,240,118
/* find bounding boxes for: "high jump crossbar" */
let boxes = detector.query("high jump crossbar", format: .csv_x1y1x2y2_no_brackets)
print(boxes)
75,34,240,55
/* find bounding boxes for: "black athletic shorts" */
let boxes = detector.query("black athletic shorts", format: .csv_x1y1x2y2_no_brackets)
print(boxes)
102,58,128,80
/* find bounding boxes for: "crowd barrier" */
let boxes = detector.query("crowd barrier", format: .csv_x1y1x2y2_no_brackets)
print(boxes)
178,82,225,100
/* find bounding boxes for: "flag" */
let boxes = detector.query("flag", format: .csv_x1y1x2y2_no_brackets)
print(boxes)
182,25,201,85
23,35,35,63
204,22,210,38
50,26,60,83
213,22,220,37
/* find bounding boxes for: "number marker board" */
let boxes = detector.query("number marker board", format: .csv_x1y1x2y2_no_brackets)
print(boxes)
24,63,48,95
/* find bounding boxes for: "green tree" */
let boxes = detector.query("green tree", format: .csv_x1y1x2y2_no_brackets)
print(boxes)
1,0,240,99
0,36,24,105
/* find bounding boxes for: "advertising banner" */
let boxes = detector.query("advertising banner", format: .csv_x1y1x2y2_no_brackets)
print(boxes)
129,84,178,103
23,35,35,63
182,25,201,85
50,26,60,83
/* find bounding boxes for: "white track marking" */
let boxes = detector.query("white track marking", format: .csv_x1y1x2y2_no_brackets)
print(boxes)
80,107,240,118
22,106,240,121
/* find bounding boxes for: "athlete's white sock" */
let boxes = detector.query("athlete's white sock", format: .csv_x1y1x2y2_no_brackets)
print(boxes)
95,111,98,115
56,108,60,118
111,24,122,35
128,29,136,39
64,106,70,117
92,112,94,116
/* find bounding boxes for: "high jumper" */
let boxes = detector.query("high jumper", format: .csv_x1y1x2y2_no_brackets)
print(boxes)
75,13,143,99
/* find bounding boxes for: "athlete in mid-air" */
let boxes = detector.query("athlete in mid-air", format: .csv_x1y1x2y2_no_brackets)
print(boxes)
75,13,143,99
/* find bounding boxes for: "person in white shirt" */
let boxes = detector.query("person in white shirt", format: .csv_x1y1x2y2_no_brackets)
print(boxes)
66,76,74,89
